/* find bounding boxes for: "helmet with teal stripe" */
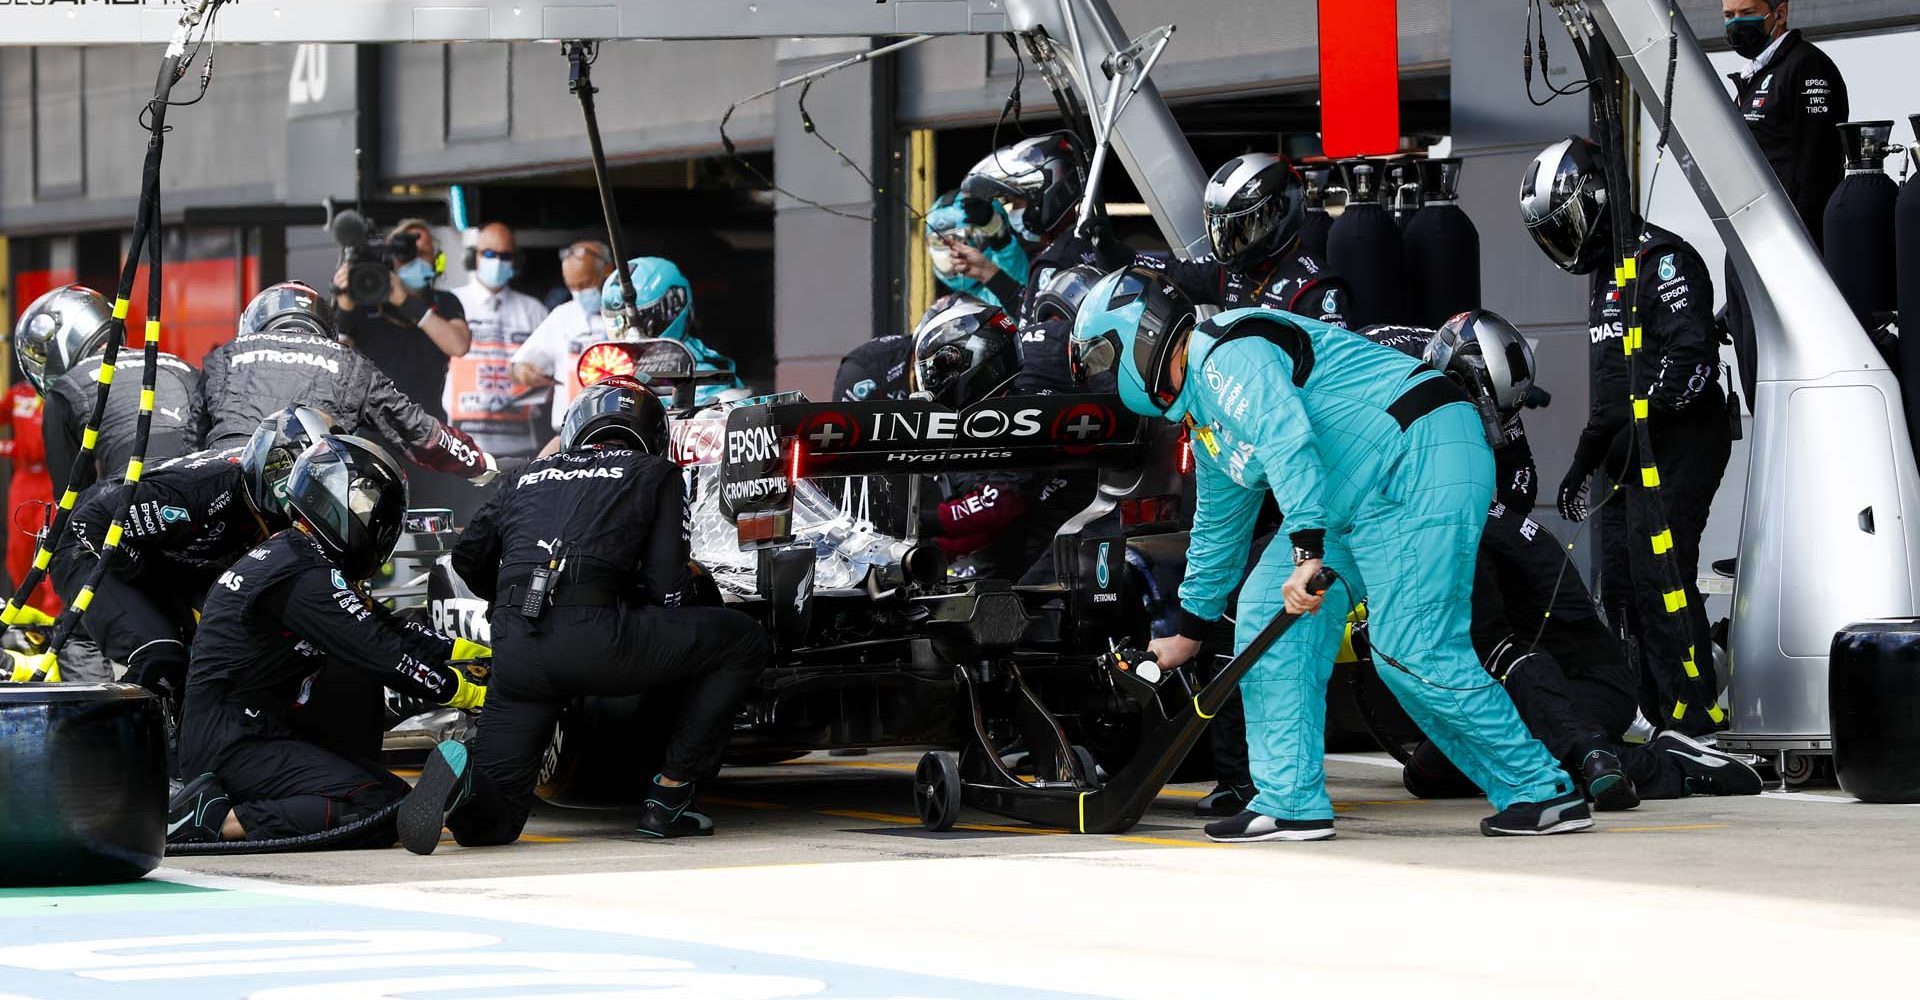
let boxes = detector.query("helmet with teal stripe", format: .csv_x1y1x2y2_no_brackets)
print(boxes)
1070,266,1198,420
602,257,694,341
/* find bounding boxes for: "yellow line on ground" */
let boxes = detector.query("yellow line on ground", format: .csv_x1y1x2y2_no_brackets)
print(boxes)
793,760,917,773
1601,823,1727,834
393,768,421,778
437,832,578,845
701,796,791,811
816,809,1066,836
1158,788,1205,799
1110,835,1233,849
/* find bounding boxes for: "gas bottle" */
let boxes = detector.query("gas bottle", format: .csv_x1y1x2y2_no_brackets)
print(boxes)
1383,156,1423,229
1300,163,1336,261
1327,159,1408,327
1823,121,1899,326
1896,114,1920,462
1402,157,1481,327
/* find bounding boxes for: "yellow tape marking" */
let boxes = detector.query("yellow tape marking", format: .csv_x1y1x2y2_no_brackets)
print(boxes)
1,602,19,625
73,587,95,612
99,363,115,385
1663,589,1688,613
1708,704,1726,723
1671,700,1688,721
33,549,52,571
139,388,155,413
1622,257,1638,280
81,428,99,451
1651,529,1673,555
1633,397,1649,420
1641,466,1661,488
125,459,143,484
111,298,130,320
144,319,160,345
58,490,77,510
104,524,124,549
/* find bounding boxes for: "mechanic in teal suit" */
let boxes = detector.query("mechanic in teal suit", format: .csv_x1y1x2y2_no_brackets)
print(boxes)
1072,266,1584,842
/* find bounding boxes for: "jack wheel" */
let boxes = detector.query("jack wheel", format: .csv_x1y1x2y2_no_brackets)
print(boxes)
914,751,962,832
1780,751,1832,788
1071,745,1103,790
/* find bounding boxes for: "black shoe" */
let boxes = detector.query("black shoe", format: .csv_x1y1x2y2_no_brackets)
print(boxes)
1194,782,1255,818
1203,810,1335,843
166,772,230,845
399,740,472,856
1652,730,1763,796
1480,788,1594,837
634,777,715,839
1576,745,1640,812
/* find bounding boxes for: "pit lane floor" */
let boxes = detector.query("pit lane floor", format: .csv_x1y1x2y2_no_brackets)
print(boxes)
5,751,1918,999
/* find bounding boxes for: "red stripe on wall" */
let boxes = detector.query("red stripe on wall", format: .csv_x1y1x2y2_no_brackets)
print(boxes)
1319,0,1401,158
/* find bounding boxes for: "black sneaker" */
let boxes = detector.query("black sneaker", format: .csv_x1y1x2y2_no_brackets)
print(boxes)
1194,782,1255,818
1576,745,1640,812
399,740,472,856
1652,730,1763,796
166,772,230,844
634,777,715,839
1480,788,1594,837
1202,810,1335,843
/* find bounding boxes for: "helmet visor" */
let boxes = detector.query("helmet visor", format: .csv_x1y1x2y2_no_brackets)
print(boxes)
1205,196,1281,265
1036,267,1101,323
631,285,690,339
291,444,407,576
1071,331,1121,386
1520,151,1602,271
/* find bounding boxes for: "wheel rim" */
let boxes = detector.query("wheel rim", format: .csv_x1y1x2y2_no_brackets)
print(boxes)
914,754,957,830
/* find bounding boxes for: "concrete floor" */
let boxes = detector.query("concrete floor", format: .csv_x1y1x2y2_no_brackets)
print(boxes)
5,751,1919,999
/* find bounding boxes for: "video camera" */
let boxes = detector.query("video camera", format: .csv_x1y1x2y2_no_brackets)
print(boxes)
328,210,423,308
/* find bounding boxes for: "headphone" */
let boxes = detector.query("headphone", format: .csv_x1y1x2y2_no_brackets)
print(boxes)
390,219,448,276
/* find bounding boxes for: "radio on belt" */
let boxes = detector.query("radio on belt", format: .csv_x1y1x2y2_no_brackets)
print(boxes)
522,540,568,620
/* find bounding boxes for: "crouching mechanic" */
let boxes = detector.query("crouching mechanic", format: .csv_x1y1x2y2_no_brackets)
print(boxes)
1073,268,1585,840
400,377,772,852
167,435,488,847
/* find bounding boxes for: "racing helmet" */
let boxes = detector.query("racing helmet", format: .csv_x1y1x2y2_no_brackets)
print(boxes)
1519,136,1611,275
285,435,409,581
239,406,344,524
560,375,669,455
961,131,1087,243
240,281,335,339
910,298,1021,409
601,257,694,340
1425,310,1536,414
925,191,1029,303
12,285,114,395
1031,264,1106,325
1071,266,1197,419
1203,153,1308,269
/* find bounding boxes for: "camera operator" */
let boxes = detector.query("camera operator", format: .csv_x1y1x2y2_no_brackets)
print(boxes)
332,218,472,418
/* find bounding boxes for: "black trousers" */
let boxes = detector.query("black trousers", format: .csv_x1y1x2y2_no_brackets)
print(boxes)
1598,396,1731,735
50,544,207,699
447,602,772,847
178,687,410,845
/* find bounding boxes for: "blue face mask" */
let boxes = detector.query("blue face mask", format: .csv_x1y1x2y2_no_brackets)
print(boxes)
397,257,436,291
573,286,603,316
476,256,515,289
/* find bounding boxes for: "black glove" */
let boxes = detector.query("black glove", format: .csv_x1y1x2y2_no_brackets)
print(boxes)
1557,466,1591,524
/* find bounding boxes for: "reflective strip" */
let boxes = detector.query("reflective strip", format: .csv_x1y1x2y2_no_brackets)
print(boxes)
1077,792,1088,833
1622,257,1638,280
1629,326,1644,351
1671,700,1688,721
1641,466,1661,488
1614,264,1628,287
32,548,51,571
1663,589,1688,613
139,388,155,413
125,459,144,483
1708,704,1726,723
1633,397,1649,420
1651,529,1673,555
111,298,130,320
1622,335,1635,357
81,427,99,451
73,587,95,612
1682,656,1700,678
0,602,18,625
58,490,77,509
104,523,124,549
98,363,114,385
1195,696,1215,720
144,319,160,345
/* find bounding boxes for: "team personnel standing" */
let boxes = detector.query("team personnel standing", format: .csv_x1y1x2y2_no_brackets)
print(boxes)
334,219,472,416
167,436,488,848
1722,0,1849,404
200,282,498,484
1072,267,1583,840
13,284,201,487
512,241,615,435
1521,137,1731,738
450,222,549,460
401,378,771,852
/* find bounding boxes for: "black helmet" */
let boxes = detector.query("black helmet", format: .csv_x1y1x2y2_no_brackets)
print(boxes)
240,281,334,338
12,285,114,395
1031,264,1106,325
285,435,408,581
560,375,669,454
910,298,1020,408
1519,137,1611,275
961,131,1087,243
1203,154,1307,269
1426,310,1536,413
239,406,343,524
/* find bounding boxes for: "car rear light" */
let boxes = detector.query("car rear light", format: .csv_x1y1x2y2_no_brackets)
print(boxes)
1120,495,1180,528
577,342,636,388
788,441,804,483
1177,433,1194,476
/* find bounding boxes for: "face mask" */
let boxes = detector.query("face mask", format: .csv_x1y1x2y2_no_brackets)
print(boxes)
476,256,514,289
397,257,436,291
1725,14,1771,60
573,286,603,316
1007,207,1039,244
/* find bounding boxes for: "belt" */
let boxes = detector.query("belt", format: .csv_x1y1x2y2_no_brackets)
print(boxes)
1386,372,1469,431
499,575,634,611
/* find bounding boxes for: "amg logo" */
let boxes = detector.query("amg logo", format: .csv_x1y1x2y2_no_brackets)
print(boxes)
868,408,1044,443
727,426,782,466
229,349,341,374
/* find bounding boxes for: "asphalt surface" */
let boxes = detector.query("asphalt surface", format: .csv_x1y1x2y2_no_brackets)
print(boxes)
7,751,1919,999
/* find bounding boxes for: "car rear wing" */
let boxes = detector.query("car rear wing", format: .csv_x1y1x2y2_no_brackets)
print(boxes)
719,393,1146,549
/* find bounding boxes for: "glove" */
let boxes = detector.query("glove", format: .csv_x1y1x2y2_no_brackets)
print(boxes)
470,452,500,487
451,638,492,663
1557,465,1592,524
6,650,60,683
445,668,487,711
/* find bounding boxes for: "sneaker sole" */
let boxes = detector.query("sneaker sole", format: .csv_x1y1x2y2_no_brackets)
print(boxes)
399,744,468,856
1204,827,1336,843
1480,816,1596,837
1659,731,1764,795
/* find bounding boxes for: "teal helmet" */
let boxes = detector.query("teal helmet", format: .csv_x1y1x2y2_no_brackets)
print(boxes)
925,191,1029,308
602,257,693,340
1070,266,1198,420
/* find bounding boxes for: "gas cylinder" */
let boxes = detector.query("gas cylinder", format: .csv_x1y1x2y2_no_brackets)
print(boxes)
1383,156,1423,229
1896,114,1920,463
1327,159,1408,327
1402,157,1481,327
1300,163,1336,261
1823,121,1899,326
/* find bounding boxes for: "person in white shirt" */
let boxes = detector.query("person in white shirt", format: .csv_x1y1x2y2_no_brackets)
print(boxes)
511,240,615,434
450,222,550,459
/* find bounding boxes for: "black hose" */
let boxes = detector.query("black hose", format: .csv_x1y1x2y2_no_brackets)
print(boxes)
164,800,405,856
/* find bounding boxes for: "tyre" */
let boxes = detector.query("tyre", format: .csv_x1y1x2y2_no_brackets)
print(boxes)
0,683,166,887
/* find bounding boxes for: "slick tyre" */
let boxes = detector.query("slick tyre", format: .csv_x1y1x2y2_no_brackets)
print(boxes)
0,683,167,886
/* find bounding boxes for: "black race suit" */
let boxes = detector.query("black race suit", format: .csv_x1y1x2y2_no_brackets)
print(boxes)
44,351,202,488
1144,249,1352,327
1358,323,1538,509
1579,225,1730,735
197,328,491,479
181,529,464,843
51,448,263,700
444,446,771,846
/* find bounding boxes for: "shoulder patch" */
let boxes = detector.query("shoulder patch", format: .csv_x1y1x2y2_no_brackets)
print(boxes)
1658,254,1677,282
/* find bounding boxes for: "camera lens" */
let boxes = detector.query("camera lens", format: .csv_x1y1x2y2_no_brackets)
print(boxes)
347,261,392,307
